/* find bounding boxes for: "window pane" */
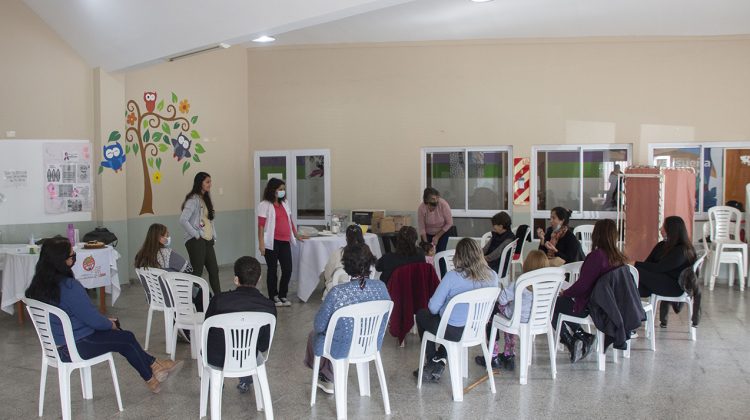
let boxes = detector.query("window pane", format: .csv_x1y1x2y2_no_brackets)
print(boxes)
259,156,286,182
582,149,629,211
537,150,580,212
703,147,724,211
296,155,325,220
653,147,701,211
468,151,508,210
426,151,465,209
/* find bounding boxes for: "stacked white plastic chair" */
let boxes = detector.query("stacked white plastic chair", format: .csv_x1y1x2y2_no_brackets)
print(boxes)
490,267,564,384
433,249,455,279
707,206,747,291
311,300,393,420
573,225,595,255
135,267,174,353
163,272,211,373
417,287,500,400
24,298,123,420
200,312,276,420
649,254,705,342
479,232,492,248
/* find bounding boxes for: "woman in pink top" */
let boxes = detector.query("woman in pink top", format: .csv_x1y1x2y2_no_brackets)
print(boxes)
257,178,305,307
417,187,456,254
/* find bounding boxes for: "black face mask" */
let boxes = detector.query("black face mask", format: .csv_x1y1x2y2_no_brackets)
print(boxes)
70,253,77,265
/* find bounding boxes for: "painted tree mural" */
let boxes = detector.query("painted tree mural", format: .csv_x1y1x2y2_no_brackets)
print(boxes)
98,91,207,215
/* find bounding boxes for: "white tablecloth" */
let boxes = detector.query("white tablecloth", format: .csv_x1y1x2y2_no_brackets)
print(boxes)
293,233,382,302
1,245,121,315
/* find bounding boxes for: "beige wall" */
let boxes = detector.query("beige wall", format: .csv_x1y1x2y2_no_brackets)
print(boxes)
247,38,750,213
124,47,250,218
0,0,93,141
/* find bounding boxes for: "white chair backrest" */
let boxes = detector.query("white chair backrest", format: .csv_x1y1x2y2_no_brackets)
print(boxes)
709,206,742,241
433,250,455,279
201,312,276,373
627,264,639,288
479,232,492,248
510,267,565,332
693,253,707,276
323,300,393,361
497,239,519,286
573,225,595,255
24,297,83,364
437,287,501,344
515,228,532,257
163,272,210,321
561,261,584,285
135,267,171,308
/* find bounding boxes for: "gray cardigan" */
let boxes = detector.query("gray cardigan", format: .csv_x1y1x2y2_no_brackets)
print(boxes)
179,195,216,243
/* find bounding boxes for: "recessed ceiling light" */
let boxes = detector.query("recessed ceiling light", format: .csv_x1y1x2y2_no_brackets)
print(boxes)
219,43,231,49
252,35,276,43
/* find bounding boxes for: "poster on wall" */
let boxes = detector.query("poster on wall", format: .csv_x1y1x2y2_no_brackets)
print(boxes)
43,142,93,214
513,157,530,205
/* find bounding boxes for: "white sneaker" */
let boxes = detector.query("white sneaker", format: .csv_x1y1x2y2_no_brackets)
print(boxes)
273,296,283,307
317,375,334,394
280,297,292,307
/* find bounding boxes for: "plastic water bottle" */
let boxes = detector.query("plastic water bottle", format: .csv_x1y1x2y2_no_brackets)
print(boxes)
67,223,75,245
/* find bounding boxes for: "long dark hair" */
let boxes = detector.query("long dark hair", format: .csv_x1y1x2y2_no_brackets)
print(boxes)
344,224,365,249
662,216,696,262
181,172,214,220
25,237,74,304
394,226,419,256
591,219,627,267
263,178,286,203
551,207,572,226
135,223,167,268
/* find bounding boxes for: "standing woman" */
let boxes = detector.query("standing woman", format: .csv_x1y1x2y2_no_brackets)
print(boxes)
258,178,305,307
536,207,584,267
417,187,456,254
179,172,220,295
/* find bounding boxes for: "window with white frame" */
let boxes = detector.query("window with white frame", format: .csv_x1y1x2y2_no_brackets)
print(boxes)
532,144,632,219
421,147,512,217
649,142,750,216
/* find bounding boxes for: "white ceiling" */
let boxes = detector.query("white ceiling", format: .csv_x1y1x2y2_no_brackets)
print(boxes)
23,0,750,71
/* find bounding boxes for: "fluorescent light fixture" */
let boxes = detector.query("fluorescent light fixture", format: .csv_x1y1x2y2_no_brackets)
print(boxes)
168,44,230,62
219,43,231,49
252,35,276,43
471,0,494,2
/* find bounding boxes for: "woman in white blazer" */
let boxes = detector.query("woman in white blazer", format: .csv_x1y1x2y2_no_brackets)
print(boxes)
257,178,304,306
179,172,220,294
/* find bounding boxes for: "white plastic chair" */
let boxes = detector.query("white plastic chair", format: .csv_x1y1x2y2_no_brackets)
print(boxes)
135,267,174,353
560,261,584,291
479,232,492,248
491,267,564,384
573,225,595,255
649,254,705,342
433,250,455,279
417,287,500,401
628,265,655,355
496,239,518,288
23,298,123,420
199,312,276,420
311,300,393,420
163,272,210,370
707,206,747,291
510,229,532,280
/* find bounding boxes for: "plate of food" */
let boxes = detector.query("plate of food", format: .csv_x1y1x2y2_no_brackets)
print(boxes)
83,240,106,249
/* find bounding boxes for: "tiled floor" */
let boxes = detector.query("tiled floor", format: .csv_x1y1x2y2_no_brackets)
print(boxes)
1,265,748,419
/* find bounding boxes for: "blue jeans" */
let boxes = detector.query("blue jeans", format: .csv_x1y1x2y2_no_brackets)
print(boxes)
59,329,156,381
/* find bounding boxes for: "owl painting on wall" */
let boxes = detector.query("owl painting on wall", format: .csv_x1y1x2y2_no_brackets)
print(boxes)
100,143,126,172
171,133,192,161
144,91,157,112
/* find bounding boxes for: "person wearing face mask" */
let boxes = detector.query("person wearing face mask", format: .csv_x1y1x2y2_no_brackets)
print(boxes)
26,237,181,394
258,177,305,307
417,187,456,254
179,171,220,294
536,206,584,267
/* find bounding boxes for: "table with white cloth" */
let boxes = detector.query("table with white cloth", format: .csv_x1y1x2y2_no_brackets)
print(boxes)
292,233,382,302
1,245,121,324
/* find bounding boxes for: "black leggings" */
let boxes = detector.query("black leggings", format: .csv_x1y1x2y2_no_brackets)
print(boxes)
264,239,292,299
552,296,589,332
416,308,464,362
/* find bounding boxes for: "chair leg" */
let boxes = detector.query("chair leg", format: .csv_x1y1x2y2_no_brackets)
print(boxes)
445,344,463,401
688,300,696,341
252,373,264,411
199,367,209,418
546,328,557,379
108,357,123,411
209,370,223,420
648,310,656,351
356,362,370,396
597,331,605,372
623,340,630,359
80,366,93,399
480,340,496,393
333,360,348,420
169,323,179,361
310,356,321,406
58,366,72,420
145,307,153,351
38,360,48,417
374,353,391,415
555,317,564,352
257,364,274,420
461,348,469,378
164,310,173,355
417,337,428,389
519,326,528,385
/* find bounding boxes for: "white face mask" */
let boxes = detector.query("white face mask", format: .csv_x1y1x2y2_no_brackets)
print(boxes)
164,236,171,247
552,223,561,232
277,190,286,199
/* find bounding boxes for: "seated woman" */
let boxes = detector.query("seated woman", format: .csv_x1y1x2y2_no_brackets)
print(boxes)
25,237,180,394
321,224,365,298
414,238,499,382
375,226,425,284
552,219,627,363
483,211,516,273
636,216,696,328
303,243,390,394
536,207,584,266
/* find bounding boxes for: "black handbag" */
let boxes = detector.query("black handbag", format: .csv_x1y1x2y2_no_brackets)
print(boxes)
82,227,118,247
